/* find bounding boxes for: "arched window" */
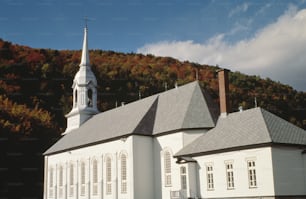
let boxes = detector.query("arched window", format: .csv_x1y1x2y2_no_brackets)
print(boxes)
74,89,78,107
106,157,112,195
120,154,127,194
69,163,74,197
59,165,63,197
92,159,98,195
49,167,54,197
81,161,86,196
164,150,172,186
87,88,93,107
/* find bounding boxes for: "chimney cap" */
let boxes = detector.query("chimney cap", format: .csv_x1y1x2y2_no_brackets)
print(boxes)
216,68,231,73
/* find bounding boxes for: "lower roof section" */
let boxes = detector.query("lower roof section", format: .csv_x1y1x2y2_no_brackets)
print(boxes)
175,107,306,157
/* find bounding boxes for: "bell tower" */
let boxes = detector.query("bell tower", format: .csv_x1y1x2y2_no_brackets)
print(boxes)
63,26,99,134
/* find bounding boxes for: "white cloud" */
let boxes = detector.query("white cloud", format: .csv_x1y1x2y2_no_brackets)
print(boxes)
228,3,249,18
227,19,253,36
256,3,272,16
137,8,306,91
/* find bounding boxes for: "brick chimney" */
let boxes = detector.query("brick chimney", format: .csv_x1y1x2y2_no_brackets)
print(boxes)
217,69,230,117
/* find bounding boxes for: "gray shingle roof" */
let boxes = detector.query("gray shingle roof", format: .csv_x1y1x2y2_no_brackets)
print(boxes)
44,81,218,155
175,107,306,157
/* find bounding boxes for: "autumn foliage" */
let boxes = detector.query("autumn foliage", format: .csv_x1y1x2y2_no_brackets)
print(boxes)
0,38,305,135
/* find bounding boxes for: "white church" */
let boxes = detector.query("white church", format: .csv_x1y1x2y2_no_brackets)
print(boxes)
43,27,306,199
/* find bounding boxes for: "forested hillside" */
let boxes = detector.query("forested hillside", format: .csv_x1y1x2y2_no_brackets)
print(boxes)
0,38,305,133
0,38,305,198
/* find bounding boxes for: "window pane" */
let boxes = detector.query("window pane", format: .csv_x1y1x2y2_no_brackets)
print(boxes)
180,166,187,190
247,160,257,188
92,159,98,196
164,151,172,186
81,162,85,196
106,157,112,194
121,154,127,194
93,160,98,183
226,163,234,189
206,165,214,190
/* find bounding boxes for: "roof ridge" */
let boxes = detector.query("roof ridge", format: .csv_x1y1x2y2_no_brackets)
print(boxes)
257,107,273,142
132,97,159,135
181,82,199,127
260,108,306,143
182,82,216,128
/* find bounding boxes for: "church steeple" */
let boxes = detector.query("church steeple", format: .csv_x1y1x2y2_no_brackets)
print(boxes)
63,26,99,135
80,27,90,67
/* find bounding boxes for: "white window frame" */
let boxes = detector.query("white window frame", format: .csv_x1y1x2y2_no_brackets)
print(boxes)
206,164,214,191
92,159,98,196
120,153,127,194
80,161,86,196
106,156,112,195
49,167,54,198
69,163,74,197
225,162,234,189
164,150,172,187
59,165,63,198
247,160,257,188
180,166,187,190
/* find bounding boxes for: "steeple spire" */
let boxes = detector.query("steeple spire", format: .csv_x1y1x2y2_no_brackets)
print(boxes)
63,26,99,135
80,27,90,67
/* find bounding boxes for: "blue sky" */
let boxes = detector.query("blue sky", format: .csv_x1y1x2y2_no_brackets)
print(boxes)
1,0,306,91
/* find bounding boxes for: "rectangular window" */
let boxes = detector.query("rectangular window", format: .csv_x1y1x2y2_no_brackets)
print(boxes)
247,160,257,188
225,162,234,189
206,165,214,190
106,157,112,195
81,162,86,196
49,168,54,198
69,164,74,197
92,159,98,196
59,166,63,198
164,151,172,186
121,155,127,194
180,166,187,190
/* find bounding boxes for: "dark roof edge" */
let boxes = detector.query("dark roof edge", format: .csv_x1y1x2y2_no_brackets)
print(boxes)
44,127,214,156
44,133,136,156
174,142,306,158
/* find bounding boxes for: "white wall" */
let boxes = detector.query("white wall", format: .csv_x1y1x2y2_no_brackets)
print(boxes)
154,132,184,199
132,135,154,199
46,130,207,199
183,129,209,147
271,146,306,196
153,130,210,199
45,137,134,199
187,162,199,198
194,147,275,198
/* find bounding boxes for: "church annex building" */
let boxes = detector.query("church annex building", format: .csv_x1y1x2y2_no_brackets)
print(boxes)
43,27,306,199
